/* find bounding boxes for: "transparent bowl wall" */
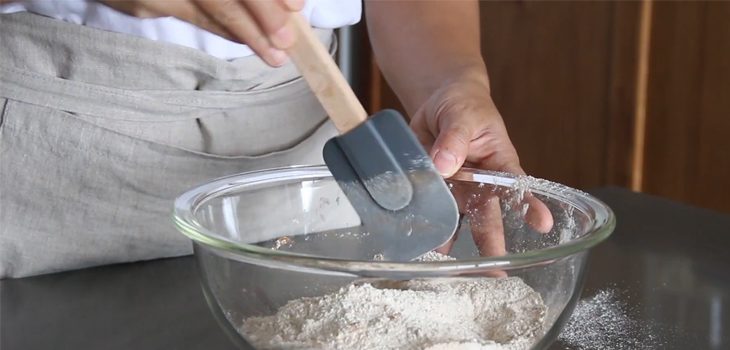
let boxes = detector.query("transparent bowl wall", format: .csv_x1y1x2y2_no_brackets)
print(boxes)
174,166,615,350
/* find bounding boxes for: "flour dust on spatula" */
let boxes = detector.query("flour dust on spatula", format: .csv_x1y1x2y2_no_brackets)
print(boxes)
241,253,546,350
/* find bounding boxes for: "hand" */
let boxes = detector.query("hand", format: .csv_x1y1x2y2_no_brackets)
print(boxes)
410,71,523,178
100,0,304,66
409,71,554,260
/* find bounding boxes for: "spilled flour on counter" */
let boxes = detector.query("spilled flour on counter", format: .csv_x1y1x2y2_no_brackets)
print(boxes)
241,254,546,350
559,289,663,349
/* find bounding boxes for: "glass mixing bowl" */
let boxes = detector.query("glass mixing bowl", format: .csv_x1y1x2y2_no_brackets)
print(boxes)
173,166,615,350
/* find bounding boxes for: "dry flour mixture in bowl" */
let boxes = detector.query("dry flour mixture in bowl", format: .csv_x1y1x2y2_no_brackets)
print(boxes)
173,166,615,350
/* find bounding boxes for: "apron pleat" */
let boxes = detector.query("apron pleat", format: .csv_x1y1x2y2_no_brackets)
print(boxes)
0,12,338,278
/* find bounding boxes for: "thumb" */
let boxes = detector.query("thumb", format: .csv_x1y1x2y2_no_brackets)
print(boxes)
430,124,472,177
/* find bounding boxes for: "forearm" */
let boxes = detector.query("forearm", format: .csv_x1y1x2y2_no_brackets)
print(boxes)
365,0,488,116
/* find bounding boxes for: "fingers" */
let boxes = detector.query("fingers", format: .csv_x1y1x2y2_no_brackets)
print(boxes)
470,127,524,176
281,0,305,11
428,101,509,178
524,194,554,233
192,0,294,66
98,0,161,18
409,114,436,153
243,0,297,49
430,124,471,177
484,153,525,177
448,182,508,258
125,0,303,67
499,163,554,233
434,229,457,255
470,195,506,257
474,158,554,234
469,195,508,278
186,1,252,40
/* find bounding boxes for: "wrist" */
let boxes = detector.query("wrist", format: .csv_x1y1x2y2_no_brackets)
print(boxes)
404,62,491,114
444,64,491,93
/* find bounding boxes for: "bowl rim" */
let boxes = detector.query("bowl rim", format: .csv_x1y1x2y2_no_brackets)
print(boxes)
173,166,615,274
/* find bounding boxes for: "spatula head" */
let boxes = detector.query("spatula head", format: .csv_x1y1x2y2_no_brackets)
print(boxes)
323,109,459,261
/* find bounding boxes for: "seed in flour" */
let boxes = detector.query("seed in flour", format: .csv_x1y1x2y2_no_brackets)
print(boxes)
240,276,546,350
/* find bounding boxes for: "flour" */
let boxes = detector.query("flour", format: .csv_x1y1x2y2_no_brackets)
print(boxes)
373,251,456,262
241,253,546,350
416,251,457,261
558,289,663,349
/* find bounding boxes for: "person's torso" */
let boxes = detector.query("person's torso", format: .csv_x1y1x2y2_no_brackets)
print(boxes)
0,0,362,60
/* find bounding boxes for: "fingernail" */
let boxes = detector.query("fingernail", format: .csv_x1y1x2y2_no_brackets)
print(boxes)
267,48,288,66
433,149,458,176
271,25,295,48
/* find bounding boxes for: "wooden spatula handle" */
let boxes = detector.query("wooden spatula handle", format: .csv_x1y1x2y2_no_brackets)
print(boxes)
287,14,368,134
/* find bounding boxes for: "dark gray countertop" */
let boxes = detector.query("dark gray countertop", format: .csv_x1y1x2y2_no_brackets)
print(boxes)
2,187,729,349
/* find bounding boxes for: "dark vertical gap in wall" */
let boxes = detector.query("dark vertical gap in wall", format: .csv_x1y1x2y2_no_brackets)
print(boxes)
602,2,618,187
605,1,642,189
685,1,709,205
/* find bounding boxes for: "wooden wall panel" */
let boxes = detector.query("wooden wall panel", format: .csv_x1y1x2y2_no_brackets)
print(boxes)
643,1,730,213
478,1,625,189
359,1,730,213
366,2,640,191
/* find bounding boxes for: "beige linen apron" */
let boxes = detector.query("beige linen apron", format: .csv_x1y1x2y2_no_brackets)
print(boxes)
0,12,338,278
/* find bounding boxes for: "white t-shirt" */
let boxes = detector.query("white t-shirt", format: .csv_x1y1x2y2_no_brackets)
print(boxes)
0,0,362,60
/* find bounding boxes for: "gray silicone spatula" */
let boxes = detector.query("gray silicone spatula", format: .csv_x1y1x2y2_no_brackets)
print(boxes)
287,15,458,261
